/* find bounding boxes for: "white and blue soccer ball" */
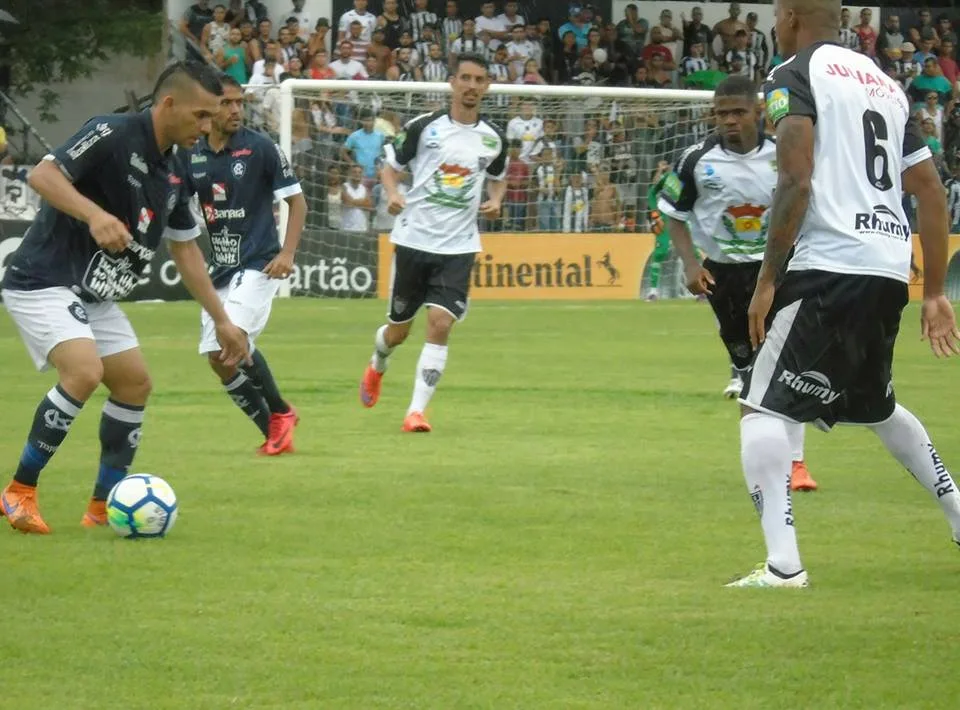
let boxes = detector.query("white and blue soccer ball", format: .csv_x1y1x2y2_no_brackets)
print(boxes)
106,474,178,538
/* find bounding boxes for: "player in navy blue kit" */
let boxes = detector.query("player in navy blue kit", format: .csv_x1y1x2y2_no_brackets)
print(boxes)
185,75,307,455
0,62,250,534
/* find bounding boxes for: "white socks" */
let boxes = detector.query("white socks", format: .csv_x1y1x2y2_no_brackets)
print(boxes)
870,404,960,537
372,325,395,374
786,422,805,463
408,343,448,415
740,413,803,575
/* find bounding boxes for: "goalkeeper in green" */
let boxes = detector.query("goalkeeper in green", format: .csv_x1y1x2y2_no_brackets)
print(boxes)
645,160,672,301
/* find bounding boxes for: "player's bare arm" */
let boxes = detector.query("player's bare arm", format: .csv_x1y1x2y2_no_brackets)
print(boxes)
382,163,407,215
28,160,132,254
749,114,814,348
903,157,960,357
479,177,505,219
168,239,250,367
263,192,307,279
667,216,715,296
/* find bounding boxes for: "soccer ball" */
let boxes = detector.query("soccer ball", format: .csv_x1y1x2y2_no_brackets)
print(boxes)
592,48,608,65
106,474,178,538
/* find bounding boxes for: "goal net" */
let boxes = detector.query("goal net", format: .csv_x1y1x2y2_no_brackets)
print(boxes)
265,80,715,300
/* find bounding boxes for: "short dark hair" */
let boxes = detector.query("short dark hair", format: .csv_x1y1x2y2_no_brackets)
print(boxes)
451,51,489,72
714,75,758,103
219,73,243,91
153,61,223,102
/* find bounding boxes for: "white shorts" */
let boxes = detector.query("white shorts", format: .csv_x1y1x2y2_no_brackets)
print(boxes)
2,287,139,371
198,269,279,354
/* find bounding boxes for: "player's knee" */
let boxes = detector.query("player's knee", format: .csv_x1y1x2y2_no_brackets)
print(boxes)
207,353,236,382
386,323,412,346
113,369,153,405
59,360,104,402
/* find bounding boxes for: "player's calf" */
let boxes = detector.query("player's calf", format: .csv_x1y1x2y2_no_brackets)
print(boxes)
3,340,101,534
208,353,270,440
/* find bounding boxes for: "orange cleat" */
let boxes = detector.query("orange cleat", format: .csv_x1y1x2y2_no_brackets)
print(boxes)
360,364,383,408
402,411,432,433
790,461,818,492
81,499,108,528
1,481,51,534
261,404,299,456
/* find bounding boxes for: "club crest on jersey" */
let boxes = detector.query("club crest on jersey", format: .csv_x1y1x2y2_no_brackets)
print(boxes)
213,182,227,201
427,163,476,209
720,204,769,256
765,88,790,125
137,207,154,235
232,160,246,178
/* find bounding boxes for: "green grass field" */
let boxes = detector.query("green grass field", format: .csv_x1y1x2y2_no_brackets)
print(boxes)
1,299,959,709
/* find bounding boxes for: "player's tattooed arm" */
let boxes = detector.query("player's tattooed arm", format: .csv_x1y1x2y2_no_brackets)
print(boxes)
759,115,815,286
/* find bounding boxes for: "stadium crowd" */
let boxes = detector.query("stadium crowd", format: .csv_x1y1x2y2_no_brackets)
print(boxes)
176,0,960,233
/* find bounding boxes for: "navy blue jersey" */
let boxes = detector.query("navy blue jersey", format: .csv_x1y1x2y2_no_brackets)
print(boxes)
2,111,199,301
185,126,301,287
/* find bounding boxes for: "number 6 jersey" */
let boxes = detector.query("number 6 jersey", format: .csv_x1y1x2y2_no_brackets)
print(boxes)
763,41,931,284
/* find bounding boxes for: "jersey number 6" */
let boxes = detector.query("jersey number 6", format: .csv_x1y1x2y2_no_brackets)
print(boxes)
862,109,893,192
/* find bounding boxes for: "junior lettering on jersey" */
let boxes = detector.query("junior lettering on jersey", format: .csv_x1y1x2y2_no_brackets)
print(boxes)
384,110,508,255
185,126,302,287
657,133,778,264
2,111,200,301
763,41,930,283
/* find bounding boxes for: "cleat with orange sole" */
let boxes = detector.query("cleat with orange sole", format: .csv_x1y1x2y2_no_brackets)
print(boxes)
402,411,432,433
360,365,383,408
1,481,51,534
262,404,299,456
81,499,108,528
790,461,818,492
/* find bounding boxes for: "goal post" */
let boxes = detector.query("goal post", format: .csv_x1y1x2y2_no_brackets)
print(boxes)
275,79,716,301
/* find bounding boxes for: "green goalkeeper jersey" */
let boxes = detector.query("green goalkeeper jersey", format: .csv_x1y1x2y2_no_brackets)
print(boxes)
647,172,670,213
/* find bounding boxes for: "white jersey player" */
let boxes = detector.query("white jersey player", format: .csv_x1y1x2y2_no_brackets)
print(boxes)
359,52,508,433
658,74,817,493
727,0,960,589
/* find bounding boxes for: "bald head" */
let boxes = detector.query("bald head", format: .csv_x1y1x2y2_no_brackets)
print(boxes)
774,0,840,59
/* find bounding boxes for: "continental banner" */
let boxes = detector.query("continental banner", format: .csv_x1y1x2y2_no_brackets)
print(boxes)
377,233,654,300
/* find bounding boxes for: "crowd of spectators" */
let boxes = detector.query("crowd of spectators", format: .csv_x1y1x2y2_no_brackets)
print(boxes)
177,1,960,234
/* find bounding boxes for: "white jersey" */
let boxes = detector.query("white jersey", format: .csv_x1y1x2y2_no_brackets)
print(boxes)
658,134,778,264
384,110,508,254
763,42,931,283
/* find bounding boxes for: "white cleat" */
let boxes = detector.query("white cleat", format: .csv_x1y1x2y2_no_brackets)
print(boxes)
723,377,743,399
725,563,809,588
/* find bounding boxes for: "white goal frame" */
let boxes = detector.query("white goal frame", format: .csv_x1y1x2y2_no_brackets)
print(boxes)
275,79,715,298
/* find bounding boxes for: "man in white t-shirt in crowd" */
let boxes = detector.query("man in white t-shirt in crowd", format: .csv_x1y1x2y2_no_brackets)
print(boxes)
339,0,377,53
287,0,312,42
475,1,508,51
505,23,537,77
330,40,368,79
341,165,372,233
506,99,544,163
497,0,525,34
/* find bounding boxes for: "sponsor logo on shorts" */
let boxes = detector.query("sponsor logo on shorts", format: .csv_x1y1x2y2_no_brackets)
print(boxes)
127,174,142,189
854,204,911,241
68,301,89,324
777,369,842,405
